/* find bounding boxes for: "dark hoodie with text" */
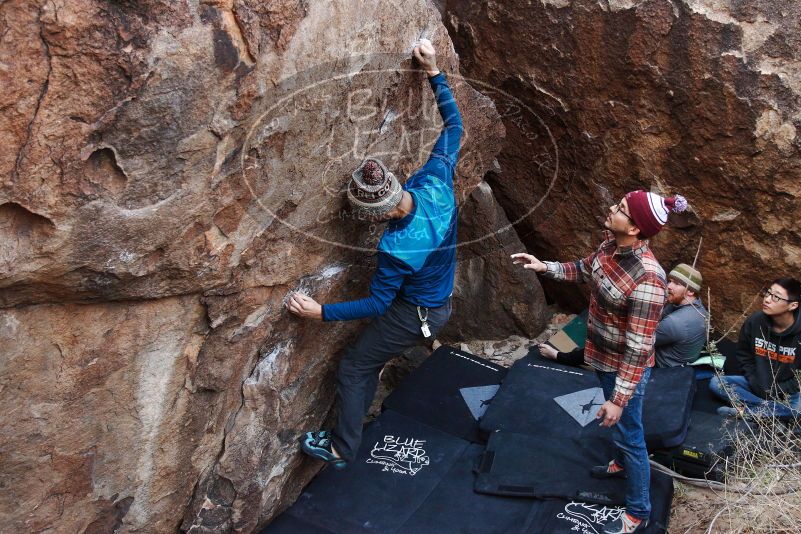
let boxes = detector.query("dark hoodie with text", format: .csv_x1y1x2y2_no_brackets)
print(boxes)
736,309,801,399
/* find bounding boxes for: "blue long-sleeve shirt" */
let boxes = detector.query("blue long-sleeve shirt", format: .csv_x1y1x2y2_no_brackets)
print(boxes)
323,73,463,321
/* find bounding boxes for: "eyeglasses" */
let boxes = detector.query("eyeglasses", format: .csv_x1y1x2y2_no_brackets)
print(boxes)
760,288,797,304
611,202,635,224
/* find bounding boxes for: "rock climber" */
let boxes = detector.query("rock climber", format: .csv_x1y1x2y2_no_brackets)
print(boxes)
287,38,463,470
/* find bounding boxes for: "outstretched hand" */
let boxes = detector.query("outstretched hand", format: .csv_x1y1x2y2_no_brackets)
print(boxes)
510,253,547,273
413,38,439,77
287,292,323,320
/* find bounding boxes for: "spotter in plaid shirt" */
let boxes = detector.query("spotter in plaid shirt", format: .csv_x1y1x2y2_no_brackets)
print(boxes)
514,190,685,530
543,230,667,406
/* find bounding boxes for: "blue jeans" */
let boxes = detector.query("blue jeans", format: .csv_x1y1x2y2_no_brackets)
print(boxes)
709,375,801,418
597,367,651,521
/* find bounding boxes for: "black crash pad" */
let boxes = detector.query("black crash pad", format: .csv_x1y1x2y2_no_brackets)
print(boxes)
268,442,538,534
478,353,612,441
642,365,696,448
650,373,739,481
689,377,727,414
262,514,334,533
268,430,673,534
651,410,746,482
265,410,470,533
474,431,627,505
479,351,695,450
520,468,674,534
399,443,537,533
382,345,507,443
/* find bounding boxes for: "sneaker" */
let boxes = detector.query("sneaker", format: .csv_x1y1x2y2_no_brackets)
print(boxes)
603,513,648,534
591,459,626,479
300,430,347,470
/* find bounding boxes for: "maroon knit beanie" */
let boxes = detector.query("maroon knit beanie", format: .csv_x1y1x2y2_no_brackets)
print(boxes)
625,190,688,238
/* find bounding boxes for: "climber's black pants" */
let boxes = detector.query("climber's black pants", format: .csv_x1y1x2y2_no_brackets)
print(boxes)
331,298,451,463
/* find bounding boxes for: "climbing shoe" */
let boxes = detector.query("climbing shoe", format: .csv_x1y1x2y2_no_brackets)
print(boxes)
304,430,330,443
301,430,347,470
590,459,626,479
603,513,648,534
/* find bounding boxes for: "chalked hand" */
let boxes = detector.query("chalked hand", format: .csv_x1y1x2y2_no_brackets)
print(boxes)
413,38,439,77
287,292,323,320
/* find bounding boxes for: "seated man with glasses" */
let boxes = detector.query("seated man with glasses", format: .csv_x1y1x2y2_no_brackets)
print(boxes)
710,277,801,418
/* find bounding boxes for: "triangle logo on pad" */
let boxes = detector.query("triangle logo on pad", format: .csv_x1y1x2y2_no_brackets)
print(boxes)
459,385,501,420
554,387,605,426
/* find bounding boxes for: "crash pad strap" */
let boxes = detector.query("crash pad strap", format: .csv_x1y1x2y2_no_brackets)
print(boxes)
474,431,626,505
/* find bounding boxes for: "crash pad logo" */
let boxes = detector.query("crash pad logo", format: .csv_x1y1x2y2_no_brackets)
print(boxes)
366,435,430,476
558,502,624,534
460,385,500,420
554,387,605,427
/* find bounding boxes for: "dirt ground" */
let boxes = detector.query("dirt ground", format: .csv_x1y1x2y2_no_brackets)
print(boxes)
669,481,801,533
669,483,725,533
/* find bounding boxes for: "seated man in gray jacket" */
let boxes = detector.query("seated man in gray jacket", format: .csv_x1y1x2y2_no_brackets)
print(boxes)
653,263,708,367
541,264,708,368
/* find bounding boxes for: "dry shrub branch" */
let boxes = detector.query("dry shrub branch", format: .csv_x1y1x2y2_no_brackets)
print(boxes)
669,290,801,533
702,368,801,533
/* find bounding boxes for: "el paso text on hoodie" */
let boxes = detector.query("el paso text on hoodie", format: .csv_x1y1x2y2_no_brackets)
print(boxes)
736,309,801,399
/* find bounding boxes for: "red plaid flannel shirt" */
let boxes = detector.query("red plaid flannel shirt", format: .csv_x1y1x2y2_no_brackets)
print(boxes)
544,231,667,406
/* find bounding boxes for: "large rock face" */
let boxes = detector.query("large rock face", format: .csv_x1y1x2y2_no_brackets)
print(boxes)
0,1,512,532
441,0,801,331
442,180,549,341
